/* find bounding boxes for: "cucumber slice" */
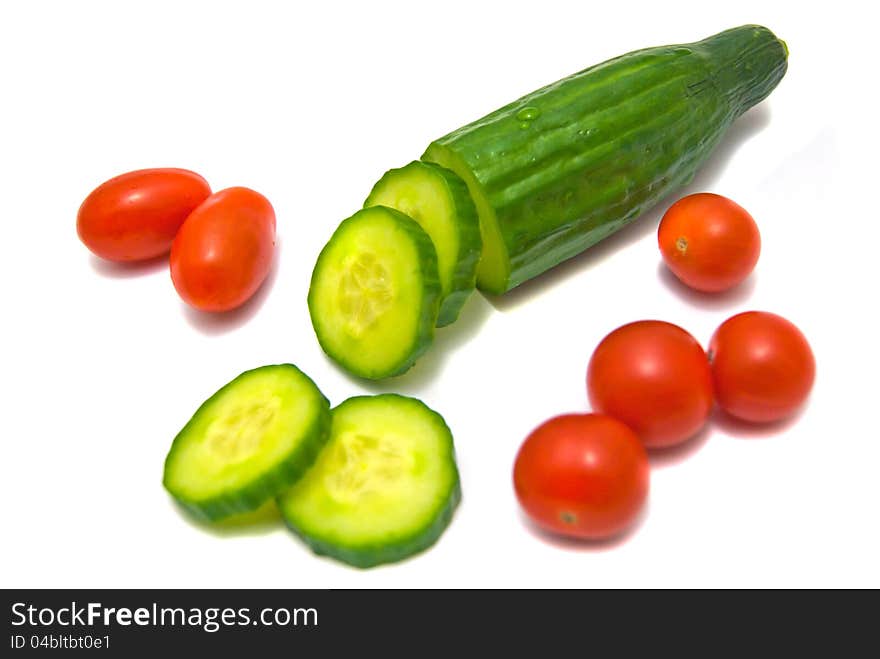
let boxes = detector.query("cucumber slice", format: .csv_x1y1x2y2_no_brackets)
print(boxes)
308,206,441,379
163,364,330,521
278,394,461,568
364,161,481,327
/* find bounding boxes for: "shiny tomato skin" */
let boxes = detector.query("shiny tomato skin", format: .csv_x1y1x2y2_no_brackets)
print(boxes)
514,414,649,540
587,320,714,448
170,187,275,312
709,311,815,423
658,193,761,293
77,168,211,262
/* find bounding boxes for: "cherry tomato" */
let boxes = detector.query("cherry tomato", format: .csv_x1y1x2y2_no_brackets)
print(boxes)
658,192,761,293
587,320,714,448
514,413,649,540
170,187,275,312
77,168,211,262
708,311,815,423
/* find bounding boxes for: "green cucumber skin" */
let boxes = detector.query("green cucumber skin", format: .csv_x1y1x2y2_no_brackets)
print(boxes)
163,364,331,522
423,25,788,294
431,164,480,326
308,207,441,379
365,161,481,327
280,394,461,569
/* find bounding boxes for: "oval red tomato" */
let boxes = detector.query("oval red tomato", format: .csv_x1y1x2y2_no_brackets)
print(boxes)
170,187,276,312
587,320,714,448
658,192,761,293
513,413,649,540
709,311,815,423
77,168,211,262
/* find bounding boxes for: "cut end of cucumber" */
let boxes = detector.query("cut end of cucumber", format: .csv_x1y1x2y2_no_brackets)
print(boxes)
308,206,441,380
278,394,461,568
422,143,510,295
163,364,330,521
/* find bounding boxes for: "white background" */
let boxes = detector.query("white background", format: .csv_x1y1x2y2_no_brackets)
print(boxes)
2,0,877,589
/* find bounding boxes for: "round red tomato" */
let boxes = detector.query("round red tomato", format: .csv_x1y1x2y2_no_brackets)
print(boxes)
658,192,761,293
709,311,815,423
514,413,649,540
587,320,714,448
77,168,211,262
170,187,276,312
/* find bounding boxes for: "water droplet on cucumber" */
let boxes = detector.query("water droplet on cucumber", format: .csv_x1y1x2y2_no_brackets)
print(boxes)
515,106,540,127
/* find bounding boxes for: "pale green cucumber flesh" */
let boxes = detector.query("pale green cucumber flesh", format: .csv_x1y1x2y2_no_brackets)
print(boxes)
163,364,330,522
364,161,481,327
278,394,461,568
308,206,441,379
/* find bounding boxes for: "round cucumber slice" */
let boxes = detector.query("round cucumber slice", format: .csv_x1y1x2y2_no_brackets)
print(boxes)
365,161,481,327
163,364,330,521
308,206,441,379
278,394,461,568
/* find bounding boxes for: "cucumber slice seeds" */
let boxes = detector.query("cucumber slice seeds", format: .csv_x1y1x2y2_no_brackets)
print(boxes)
163,364,330,521
365,161,481,327
308,206,441,379
278,394,461,568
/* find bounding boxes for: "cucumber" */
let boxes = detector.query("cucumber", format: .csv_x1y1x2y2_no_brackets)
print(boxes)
308,205,441,379
163,364,330,521
364,161,481,327
423,25,788,294
278,394,461,568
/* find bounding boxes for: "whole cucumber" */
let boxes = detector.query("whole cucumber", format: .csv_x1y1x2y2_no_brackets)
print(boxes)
423,25,788,294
